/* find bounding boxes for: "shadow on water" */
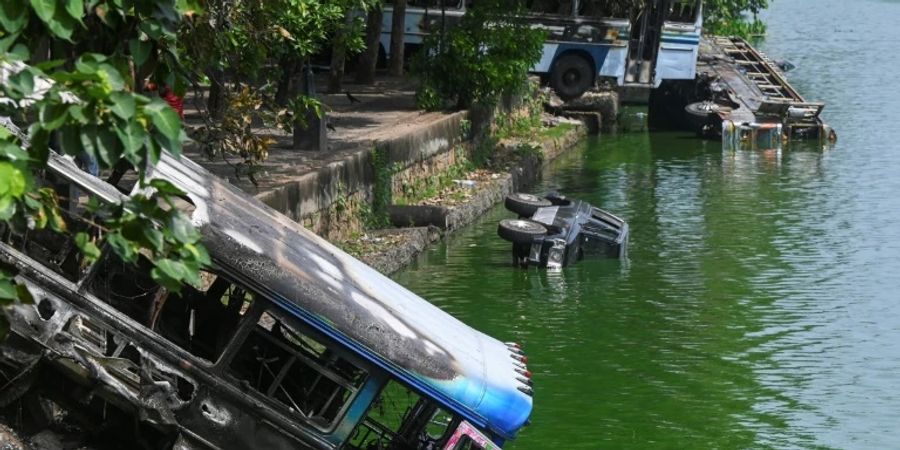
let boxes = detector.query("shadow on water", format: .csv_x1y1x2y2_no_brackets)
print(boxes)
395,0,900,448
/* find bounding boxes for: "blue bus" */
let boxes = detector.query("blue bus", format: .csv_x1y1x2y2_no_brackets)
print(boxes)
381,0,703,100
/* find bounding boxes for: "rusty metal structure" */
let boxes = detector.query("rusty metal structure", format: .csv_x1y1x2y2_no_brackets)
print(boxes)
0,117,533,449
682,36,835,148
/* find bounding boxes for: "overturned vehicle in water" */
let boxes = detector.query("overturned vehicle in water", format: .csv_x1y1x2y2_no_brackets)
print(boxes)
497,193,629,269
0,125,533,449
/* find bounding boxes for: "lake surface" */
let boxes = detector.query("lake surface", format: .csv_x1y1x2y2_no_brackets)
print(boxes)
394,0,900,448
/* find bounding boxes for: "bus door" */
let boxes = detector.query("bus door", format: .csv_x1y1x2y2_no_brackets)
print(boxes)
624,0,667,86
653,0,702,86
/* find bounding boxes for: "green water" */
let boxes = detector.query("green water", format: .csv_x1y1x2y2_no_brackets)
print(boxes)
394,1,900,448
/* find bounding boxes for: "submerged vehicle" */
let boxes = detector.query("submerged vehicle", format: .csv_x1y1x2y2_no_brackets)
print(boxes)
497,193,628,269
0,120,533,449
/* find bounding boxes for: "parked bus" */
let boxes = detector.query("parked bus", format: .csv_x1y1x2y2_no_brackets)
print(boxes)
0,115,533,449
381,0,703,100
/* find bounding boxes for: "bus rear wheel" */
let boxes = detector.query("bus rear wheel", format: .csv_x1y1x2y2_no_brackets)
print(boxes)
550,54,594,100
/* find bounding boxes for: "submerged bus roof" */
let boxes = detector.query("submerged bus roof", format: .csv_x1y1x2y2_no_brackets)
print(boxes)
147,153,533,440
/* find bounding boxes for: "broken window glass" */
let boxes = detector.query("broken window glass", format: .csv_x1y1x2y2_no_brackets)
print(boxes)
348,381,456,450
228,309,366,428
667,0,698,22
88,256,251,363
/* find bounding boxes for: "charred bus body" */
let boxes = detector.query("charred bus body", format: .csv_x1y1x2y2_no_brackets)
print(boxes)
0,123,533,449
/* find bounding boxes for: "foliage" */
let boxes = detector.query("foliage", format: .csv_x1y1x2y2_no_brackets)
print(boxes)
191,86,278,183
366,146,392,229
703,0,769,37
413,0,545,110
179,0,374,161
495,84,546,140
0,0,207,338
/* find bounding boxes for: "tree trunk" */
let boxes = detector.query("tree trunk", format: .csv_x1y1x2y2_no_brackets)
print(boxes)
275,56,297,106
328,10,356,93
389,0,407,76
207,69,226,120
355,7,384,84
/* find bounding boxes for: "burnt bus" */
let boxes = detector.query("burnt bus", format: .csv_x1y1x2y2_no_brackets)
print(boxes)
0,129,533,449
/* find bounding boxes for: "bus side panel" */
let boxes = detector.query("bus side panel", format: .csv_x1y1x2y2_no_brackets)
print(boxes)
537,43,612,79
599,45,628,84
532,43,559,73
380,7,466,59
653,40,699,86
653,3,703,86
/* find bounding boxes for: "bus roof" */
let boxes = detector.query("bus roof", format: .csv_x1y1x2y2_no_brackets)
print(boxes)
147,153,534,440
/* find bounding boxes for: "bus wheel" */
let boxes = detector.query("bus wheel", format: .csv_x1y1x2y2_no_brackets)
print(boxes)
550,54,593,100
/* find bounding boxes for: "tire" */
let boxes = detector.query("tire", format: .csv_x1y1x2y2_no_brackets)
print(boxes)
498,219,548,244
684,101,722,136
550,54,594,100
505,193,552,217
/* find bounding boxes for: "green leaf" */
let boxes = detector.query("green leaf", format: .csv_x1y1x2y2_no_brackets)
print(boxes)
74,232,102,261
27,126,49,164
97,63,125,91
28,0,55,23
79,124,97,160
38,102,68,130
0,162,28,198
45,8,77,40
64,0,83,21
151,259,187,292
129,38,152,67
94,127,122,166
0,278,16,303
0,1,29,34
109,92,136,119
116,119,147,161
0,196,16,221
145,98,182,141
0,142,30,162
7,68,35,96
74,53,106,75
139,19,163,40
9,42,30,60
148,178,184,197
151,128,183,156
168,213,199,244
0,32,20,54
46,202,66,231
35,59,65,71
58,125,82,155
145,134,161,165
67,105,88,124
142,226,164,252
182,243,210,267
107,233,136,263
16,283,34,304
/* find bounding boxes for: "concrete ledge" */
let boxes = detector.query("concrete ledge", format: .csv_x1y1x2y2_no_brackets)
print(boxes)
355,227,442,275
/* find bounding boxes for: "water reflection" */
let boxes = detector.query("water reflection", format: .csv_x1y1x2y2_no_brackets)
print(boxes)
395,0,900,447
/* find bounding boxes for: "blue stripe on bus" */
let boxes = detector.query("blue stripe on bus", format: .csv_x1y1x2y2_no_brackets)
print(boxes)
553,43,612,72
661,38,700,45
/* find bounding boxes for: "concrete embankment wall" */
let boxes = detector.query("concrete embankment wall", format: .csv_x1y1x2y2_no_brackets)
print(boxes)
255,111,469,241
253,90,608,251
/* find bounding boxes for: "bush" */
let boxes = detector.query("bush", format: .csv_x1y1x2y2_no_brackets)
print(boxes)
413,0,545,110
